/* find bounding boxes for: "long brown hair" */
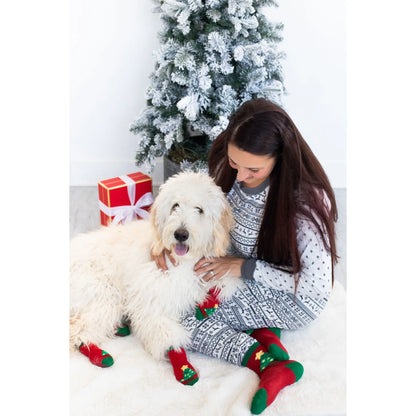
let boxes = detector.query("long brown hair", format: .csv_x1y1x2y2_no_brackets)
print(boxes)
208,98,338,287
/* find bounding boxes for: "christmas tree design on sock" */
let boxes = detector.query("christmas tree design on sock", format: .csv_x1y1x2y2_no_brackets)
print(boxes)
79,343,114,368
167,347,199,386
196,288,220,320
242,342,303,415
242,342,275,374
246,327,289,361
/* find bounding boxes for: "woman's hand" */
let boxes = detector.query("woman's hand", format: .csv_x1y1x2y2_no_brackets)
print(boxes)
151,249,177,271
194,256,244,281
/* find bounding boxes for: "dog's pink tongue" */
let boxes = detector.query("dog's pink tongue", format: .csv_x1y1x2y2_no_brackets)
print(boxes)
174,243,188,256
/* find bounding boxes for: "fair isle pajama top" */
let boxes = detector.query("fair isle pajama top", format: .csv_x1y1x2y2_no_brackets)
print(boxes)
182,178,333,366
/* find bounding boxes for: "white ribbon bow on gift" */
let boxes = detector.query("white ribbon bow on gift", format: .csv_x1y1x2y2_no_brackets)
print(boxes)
99,175,154,225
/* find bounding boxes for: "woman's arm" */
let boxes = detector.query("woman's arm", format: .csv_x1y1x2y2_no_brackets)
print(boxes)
247,217,332,299
195,217,332,300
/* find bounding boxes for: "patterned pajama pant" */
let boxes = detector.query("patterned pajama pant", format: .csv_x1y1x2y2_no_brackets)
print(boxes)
181,279,328,366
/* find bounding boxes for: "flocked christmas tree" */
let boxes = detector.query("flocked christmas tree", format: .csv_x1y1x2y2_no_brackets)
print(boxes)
130,0,285,171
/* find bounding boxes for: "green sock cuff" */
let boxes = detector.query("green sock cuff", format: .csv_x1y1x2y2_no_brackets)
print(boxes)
241,341,261,367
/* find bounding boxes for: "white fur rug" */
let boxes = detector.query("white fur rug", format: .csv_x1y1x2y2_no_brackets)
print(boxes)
70,281,346,416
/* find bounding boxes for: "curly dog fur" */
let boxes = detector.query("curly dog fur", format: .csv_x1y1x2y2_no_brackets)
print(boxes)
70,171,242,362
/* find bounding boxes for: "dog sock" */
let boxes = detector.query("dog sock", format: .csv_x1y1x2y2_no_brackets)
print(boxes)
242,342,303,415
167,347,199,386
79,343,114,368
246,327,289,361
115,324,130,337
196,288,220,320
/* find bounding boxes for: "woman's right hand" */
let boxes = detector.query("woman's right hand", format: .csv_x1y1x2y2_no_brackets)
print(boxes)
151,248,177,271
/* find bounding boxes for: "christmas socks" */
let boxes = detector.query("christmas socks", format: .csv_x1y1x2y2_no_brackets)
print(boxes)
78,326,200,387
242,342,303,415
79,343,114,368
115,323,130,337
196,288,220,320
167,347,199,386
251,359,304,415
196,290,289,361
246,327,289,361
78,324,129,367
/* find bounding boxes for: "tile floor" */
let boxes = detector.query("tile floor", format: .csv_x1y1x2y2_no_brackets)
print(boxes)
69,186,346,289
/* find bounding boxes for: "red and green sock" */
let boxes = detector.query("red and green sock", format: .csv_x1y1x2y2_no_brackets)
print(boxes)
196,288,221,320
78,325,128,367
246,327,289,361
242,342,303,415
115,323,130,337
167,347,199,386
79,343,114,368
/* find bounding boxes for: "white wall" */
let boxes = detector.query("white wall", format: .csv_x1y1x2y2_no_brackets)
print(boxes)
70,0,346,187
70,0,163,185
276,0,346,188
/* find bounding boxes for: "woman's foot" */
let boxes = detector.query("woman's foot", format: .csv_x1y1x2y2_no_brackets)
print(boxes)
251,360,304,414
242,342,303,414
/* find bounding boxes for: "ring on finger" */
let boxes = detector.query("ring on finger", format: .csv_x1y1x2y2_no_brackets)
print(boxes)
209,270,215,277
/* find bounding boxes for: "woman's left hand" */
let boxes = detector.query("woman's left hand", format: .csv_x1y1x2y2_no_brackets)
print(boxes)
194,256,244,281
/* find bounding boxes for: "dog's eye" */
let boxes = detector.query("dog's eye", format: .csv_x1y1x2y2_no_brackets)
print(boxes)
196,206,204,214
171,203,179,213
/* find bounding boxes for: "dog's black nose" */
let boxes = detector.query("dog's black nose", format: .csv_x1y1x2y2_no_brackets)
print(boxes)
174,229,189,242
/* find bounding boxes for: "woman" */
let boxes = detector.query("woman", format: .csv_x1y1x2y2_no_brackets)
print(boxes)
156,98,338,414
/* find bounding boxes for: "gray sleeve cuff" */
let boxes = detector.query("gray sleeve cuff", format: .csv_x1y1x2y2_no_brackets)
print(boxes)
241,258,257,280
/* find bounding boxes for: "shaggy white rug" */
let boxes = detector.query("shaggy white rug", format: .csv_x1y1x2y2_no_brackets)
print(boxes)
70,281,346,416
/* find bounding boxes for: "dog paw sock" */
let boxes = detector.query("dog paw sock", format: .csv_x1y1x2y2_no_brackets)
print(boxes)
246,327,289,361
167,347,199,386
242,342,303,415
196,288,221,320
115,324,130,337
79,343,114,368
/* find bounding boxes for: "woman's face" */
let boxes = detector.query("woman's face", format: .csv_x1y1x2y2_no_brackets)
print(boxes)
227,143,276,188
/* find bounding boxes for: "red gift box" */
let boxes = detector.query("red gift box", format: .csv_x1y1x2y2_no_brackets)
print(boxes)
98,172,154,226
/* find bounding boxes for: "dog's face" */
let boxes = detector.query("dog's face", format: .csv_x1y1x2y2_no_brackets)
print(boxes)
150,172,234,262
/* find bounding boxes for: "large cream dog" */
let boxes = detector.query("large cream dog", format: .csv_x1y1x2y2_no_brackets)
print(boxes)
70,172,242,371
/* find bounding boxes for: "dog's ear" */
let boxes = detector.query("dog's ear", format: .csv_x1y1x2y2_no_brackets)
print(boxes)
149,201,164,256
211,200,234,257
